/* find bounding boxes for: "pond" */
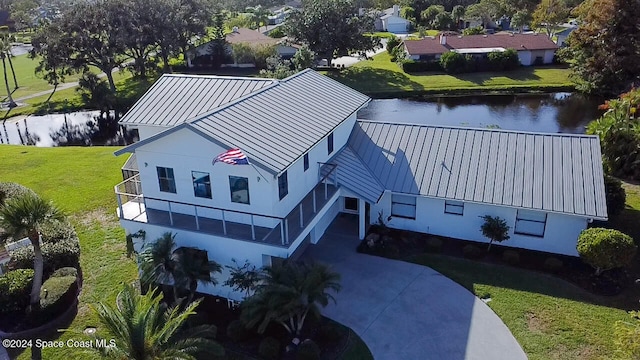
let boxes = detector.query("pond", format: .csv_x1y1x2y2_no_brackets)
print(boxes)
0,111,137,147
357,93,604,134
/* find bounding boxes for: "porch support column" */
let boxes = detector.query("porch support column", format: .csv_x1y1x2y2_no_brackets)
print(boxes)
358,198,366,240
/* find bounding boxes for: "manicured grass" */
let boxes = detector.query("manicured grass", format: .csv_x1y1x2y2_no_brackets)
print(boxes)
0,145,371,359
327,52,574,96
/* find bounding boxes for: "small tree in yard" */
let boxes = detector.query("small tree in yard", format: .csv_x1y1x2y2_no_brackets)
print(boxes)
480,215,510,251
224,259,261,298
577,228,637,276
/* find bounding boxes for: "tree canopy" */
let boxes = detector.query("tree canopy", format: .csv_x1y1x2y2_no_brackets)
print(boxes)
285,0,379,67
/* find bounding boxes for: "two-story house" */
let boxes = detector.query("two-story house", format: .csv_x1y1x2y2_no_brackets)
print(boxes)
114,69,608,300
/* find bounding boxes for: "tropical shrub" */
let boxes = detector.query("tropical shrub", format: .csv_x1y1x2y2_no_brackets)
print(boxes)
268,27,285,38
577,228,637,275
615,311,640,359
226,319,251,342
297,339,321,360
0,182,35,204
480,215,510,251
39,275,78,320
487,49,519,71
9,237,80,277
0,269,34,313
604,175,626,217
224,259,261,298
502,250,520,265
439,51,466,73
51,266,78,278
463,26,485,35
258,336,281,360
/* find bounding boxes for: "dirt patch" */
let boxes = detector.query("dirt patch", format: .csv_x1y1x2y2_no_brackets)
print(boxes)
549,343,597,360
75,209,117,228
526,311,551,333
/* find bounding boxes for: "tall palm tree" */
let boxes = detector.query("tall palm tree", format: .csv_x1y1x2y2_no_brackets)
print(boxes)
174,249,222,305
91,284,224,359
0,34,16,108
241,261,341,337
0,26,18,90
0,193,64,310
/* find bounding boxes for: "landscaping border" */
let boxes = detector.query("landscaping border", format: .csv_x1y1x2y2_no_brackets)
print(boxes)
358,85,576,99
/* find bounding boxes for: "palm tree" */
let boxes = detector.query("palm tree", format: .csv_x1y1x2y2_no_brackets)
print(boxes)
241,261,341,337
452,5,466,29
0,33,16,108
0,26,18,90
91,284,224,360
174,249,222,305
0,193,64,311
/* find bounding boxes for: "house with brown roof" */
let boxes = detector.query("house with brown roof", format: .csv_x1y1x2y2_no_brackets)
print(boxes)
186,27,298,68
404,33,558,66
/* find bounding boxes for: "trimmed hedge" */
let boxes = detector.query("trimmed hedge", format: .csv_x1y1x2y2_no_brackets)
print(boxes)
0,182,35,204
9,238,80,277
39,275,78,320
401,59,442,73
258,336,280,360
577,228,637,274
0,269,34,314
297,339,320,360
438,49,520,74
51,267,78,278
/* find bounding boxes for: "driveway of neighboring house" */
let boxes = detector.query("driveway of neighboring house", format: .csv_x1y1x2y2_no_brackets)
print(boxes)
331,39,388,68
302,214,527,360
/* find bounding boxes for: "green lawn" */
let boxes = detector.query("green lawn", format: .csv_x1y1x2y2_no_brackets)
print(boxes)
328,52,574,96
0,145,370,360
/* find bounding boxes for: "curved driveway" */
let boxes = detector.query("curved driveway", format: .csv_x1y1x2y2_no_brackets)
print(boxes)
302,216,527,360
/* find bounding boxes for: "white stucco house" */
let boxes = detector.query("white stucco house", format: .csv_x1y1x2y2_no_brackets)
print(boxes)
373,5,410,33
114,70,607,300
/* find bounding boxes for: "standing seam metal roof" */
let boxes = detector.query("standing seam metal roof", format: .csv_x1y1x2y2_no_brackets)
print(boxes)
321,147,385,204
119,74,276,127
348,120,608,219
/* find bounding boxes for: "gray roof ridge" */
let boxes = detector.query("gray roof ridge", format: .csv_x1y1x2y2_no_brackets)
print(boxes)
344,144,386,192
280,69,373,103
355,119,599,139
160,73,275,82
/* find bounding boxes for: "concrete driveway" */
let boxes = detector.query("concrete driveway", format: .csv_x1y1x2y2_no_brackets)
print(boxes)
302,215,527,360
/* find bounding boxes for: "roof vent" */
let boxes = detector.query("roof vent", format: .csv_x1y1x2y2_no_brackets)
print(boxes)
232,26,239,33
521,44,525,48
457,35,462,38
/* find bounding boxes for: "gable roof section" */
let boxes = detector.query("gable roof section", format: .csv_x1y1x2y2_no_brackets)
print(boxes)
322,146,385,204
119,74,276,127
225,28,280,46
405,33,558,55
350,120,607,219
115,70,371,175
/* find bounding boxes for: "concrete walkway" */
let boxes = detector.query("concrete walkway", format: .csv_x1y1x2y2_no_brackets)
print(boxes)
302,215,527,360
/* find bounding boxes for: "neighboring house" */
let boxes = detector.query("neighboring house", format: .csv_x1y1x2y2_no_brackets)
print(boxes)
555,26,577,47
374,5,410,33
405,33,558,66
114,69,607,300
460,18,487,30
186,27,298,68
267,6,290,25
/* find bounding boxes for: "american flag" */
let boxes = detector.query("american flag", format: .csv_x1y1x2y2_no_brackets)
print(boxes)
212,148,250,165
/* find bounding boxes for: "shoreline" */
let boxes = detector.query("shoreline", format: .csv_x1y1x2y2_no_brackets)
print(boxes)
347,85,576,99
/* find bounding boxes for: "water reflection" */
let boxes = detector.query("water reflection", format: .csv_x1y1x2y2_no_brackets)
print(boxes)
0,111,137,147
358,93,604,134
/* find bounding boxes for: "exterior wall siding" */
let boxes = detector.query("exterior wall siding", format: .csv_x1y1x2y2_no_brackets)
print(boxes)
371,191,587,256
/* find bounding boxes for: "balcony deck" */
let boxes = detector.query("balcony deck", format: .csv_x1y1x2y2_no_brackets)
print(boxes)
118,181,338,248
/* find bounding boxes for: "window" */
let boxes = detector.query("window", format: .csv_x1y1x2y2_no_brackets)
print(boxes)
391,194,416,219
156,167,176,193
327,132,334,155
444,200,464,215
174,247,211,281
278,171,288,200
303,153,309,171
229,176,250,204
514,209,547,237
344,197,358,212
192,171,211,199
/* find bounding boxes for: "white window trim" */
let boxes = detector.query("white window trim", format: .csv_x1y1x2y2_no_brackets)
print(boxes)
391,193,417,220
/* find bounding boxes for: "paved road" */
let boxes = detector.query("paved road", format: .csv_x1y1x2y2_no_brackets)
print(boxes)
302,215,527,360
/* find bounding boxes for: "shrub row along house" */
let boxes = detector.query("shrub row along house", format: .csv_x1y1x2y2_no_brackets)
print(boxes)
114,70,607,300
404,33,558,66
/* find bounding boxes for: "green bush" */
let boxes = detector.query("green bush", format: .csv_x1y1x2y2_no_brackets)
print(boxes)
462,244,483,259
543,257,563,273
258,336,280,360
463,26,485,35
502,250,520,265
39,275,78,320
439,51,467,74
0,182,35,204
577,228,637,275
401,59,442,72
268,27,285,38
604,175,626,217
297,339,320,360
226,319,251,342
40,219,78,244
487,49,519,71
0,269,34,313
51,267,78,278
9,238,81,277
425,237,443,253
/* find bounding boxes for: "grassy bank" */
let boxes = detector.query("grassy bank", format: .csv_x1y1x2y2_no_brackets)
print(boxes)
0,145,370,359
327,52,575,97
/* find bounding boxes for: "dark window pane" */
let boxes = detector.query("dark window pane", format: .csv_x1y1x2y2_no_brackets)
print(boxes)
192,171,212,199
304,153,309,171
328,133,334,154
278,171,288,200
229,176,250,204
344,197,358,211
157,166,176,193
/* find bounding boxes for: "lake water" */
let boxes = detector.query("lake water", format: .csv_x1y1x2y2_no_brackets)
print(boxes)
357,93,604,134
0,111,137,147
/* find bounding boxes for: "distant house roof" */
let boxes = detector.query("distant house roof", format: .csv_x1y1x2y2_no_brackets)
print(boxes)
346,121,607,219
119,74,276,127
116,70,371,175
405,33,558,56
555,26,577,37
225,28,279,46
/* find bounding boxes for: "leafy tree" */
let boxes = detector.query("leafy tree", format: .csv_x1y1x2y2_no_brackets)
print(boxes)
76,72,115,117
420,5,444,27
433,11,455,30
29,22,75,103
285,0,379,67
200,13,228,70
401,6,416,23
577,228,637,275
223,259,262,298
439,51,467,73
240,261,341,337
465,0,506,26
452,5,465,28
90,284,224,359
462,26,486,35
292,44,315,70
0,193,64,313
479,215,510,251
386,36,402,55
561,0,640,95
510,10,531,33
604,175,626,217
531,0,569,37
